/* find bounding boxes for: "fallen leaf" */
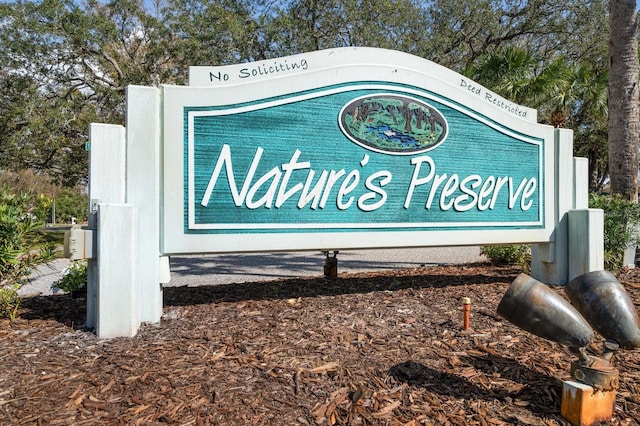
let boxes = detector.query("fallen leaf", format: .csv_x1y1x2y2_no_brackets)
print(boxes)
311,362,339,374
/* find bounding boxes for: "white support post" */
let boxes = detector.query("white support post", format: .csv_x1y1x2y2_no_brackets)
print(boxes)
573,157,589,209
569,155,603,281
96,204,139,338
125,86,164,324
531,128,574,285
565,156,604,281
568,209,604,282
87,124,126,329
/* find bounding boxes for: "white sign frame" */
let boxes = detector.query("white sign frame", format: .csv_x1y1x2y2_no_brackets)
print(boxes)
85,47,603,338
162,48,556,255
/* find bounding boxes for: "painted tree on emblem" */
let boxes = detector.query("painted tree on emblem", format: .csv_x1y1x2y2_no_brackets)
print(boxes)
608,0,639,201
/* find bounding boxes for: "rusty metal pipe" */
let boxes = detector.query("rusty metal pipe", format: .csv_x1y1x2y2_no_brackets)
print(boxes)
463,297,471,330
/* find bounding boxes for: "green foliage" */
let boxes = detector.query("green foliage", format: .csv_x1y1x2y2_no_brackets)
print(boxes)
0,73,95,186
589,193,640,270
30,194,54,224
0,189,58,318
0,0,618,192
0,171,87,223
0,191,54,286
0,171,57,223
0,285,21,320
54,188,88,224
53,260,87,296
467,46,609,192
0,169,55,196
480,195,640,273
424,0,607,72
480,244,531,273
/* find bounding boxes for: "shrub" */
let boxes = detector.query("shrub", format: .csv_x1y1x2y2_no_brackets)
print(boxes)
0,286,21,321
0,170,88,224
480,244,531,273
0,188,57,319
54,188,88,224
29,193,53,223
0,169,54,196
53,260,87,297
589,193,640,270
30,188,88,224
481,194,640,273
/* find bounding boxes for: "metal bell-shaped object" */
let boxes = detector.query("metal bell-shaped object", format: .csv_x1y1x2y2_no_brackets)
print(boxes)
498,274,594,349
566,270,640,349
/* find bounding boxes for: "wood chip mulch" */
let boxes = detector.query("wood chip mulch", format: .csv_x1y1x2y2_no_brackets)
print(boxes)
2,263,640,425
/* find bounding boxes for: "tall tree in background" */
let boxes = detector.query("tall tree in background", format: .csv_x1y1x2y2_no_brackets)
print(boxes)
608,0,639,201
423,0,604,72
0,0,622,189
257,0,429,58
467,46,609,192
0,0,255,186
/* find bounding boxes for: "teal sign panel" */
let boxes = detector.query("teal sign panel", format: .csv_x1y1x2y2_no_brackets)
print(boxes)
184,82,543,234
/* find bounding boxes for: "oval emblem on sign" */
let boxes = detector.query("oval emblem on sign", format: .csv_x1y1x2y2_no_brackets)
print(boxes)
339,94,448,155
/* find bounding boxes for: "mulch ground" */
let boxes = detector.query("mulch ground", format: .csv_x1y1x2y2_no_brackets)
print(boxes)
2,263,640,425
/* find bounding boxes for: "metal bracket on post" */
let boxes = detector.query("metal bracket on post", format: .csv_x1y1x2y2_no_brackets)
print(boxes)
85,198,101,330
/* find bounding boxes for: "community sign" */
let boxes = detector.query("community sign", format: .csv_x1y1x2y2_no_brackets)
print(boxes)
161,47,555,254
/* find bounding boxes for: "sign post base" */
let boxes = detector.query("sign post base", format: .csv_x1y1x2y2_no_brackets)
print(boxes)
561,380,615,426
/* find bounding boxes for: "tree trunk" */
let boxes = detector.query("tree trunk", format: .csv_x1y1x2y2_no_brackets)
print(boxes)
608,0,640,201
